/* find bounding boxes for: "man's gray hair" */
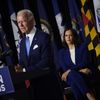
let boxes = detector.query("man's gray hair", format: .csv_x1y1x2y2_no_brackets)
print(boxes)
17,9,34,21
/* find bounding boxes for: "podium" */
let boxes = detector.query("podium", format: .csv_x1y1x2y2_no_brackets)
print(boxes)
11,67,51,84
0,66,14,95
0,65,51,100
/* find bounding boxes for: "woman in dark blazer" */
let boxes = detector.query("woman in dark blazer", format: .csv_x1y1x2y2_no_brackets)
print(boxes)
58,28,96,100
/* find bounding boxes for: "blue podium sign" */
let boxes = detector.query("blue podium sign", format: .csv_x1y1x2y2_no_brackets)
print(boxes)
0,66,14,95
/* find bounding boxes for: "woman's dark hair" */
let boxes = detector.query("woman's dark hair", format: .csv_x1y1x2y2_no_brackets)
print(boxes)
62,28,82,48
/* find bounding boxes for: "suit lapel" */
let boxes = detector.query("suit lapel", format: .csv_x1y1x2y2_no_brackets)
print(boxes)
65,48,76,66
21,37,29,66
64,49,72,65
28,29,39,58
75,47,80,65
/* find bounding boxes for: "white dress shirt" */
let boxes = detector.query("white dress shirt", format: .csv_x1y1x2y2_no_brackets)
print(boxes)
23,27,36,72
26,27,36,46
69,48,76,64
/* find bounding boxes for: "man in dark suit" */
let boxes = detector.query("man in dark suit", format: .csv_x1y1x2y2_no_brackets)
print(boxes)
16,9,63,100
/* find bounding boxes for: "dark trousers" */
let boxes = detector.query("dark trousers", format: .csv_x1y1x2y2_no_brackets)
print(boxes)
66,70,100,100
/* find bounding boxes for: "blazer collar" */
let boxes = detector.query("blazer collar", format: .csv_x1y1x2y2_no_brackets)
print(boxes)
28,29,40,58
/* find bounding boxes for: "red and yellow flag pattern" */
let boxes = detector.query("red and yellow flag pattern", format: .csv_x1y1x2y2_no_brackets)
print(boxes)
81,0,100,69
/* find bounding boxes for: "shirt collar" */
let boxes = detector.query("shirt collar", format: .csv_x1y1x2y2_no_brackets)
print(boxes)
26,27,36,45
26,27,36,38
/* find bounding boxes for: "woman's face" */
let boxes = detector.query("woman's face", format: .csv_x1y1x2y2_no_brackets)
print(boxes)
64,30,74,45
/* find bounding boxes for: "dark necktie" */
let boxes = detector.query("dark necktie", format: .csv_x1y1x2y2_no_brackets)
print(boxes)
26,36,30,56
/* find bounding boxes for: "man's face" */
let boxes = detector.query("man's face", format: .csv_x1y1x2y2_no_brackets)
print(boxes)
17,13,32,34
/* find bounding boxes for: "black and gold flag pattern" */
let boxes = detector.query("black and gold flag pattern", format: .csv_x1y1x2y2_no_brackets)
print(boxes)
81,0,100,69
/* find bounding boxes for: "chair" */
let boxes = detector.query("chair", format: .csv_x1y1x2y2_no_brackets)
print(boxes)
58,68,75,100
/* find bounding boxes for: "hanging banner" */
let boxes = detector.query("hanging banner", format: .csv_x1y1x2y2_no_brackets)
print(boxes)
0,66,14,95
93,0,100,33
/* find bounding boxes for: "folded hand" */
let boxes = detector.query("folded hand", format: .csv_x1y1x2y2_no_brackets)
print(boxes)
61,69,71,81
15,64,23,72
79,68,92,75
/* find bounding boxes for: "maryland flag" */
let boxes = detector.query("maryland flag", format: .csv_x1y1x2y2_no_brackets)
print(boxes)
80,0,100,69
